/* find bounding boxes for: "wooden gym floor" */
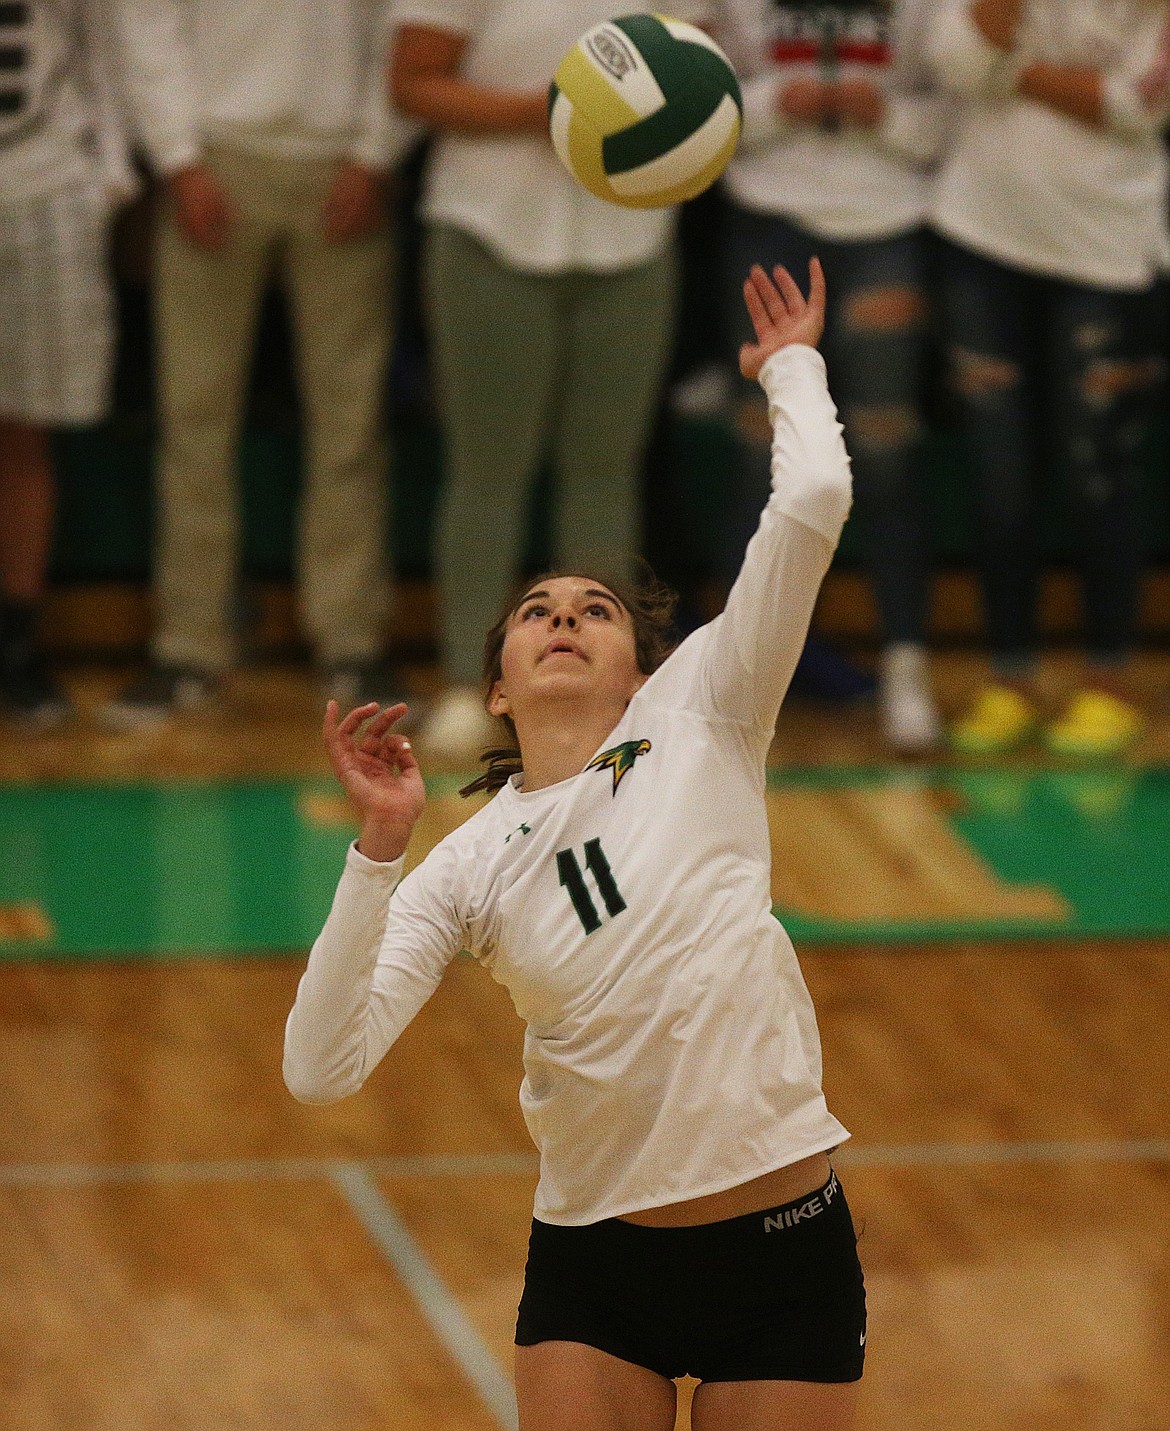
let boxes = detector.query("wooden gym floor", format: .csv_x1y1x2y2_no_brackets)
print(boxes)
2,652,1169,1430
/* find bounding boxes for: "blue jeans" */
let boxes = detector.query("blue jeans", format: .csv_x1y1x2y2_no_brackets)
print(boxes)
938,239,1159,669
724,206,932,645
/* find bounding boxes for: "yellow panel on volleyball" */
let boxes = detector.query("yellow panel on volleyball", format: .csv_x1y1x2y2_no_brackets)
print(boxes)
553,45,645,134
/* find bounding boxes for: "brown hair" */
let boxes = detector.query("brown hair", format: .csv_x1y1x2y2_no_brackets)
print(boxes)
458,567,680,797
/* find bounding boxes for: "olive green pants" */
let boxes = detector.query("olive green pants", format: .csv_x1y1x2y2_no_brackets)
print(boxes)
423,224,678,684
152,145,392,673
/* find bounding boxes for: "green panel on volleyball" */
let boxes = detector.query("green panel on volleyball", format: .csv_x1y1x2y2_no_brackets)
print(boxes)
603,15,742,175
603,74,736,174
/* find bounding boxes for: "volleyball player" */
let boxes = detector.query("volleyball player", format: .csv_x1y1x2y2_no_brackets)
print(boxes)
284,260,866,1431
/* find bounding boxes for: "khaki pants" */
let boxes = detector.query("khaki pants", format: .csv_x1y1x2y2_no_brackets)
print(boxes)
152,145,392,673
424,225,677,684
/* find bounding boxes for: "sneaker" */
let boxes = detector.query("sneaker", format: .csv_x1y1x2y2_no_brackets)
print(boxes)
99,664,217,731
418,685,500,765
949,683,1040,757
878,643,942,754
1043,689,1145,760
0,646,73,729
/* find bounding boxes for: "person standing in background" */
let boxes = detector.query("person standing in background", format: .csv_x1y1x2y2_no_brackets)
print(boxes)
928,0,1170,758
103,0,417,728
0,0,136,726
713,0,950,754
390,0,704,765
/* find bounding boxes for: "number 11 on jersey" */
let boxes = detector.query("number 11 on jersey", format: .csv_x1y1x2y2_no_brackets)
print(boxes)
557,838,627,935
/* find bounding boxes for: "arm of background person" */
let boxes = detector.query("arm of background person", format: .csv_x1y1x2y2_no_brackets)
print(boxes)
353,0,422,171
389,7,547,135
928,0,1170,137
1021,9,1170,139
117,0,201,175
77,0,139,203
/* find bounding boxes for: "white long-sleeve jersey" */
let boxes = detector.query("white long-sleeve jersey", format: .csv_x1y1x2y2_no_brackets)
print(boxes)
284,345,853,1226
714,0,952,240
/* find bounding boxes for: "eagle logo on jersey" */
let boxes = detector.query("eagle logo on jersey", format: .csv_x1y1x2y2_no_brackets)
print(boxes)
587,739,651,795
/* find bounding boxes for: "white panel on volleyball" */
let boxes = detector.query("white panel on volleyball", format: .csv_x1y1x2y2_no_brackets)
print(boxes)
658,16,735,61
581,23,666,117
549,92,574,170
608,93,741,201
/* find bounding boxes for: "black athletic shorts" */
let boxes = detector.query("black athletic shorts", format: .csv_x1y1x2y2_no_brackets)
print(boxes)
515,1169,866,1383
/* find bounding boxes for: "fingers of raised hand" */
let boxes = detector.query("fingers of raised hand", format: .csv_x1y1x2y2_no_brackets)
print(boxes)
742,275,770,340
378,733,419,775
807,255,826,316
332,700,381,739
771,264,806,316
750,264,787,325
361,702,409,743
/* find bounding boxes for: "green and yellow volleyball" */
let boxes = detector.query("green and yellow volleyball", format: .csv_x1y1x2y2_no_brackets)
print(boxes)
549,14,743,209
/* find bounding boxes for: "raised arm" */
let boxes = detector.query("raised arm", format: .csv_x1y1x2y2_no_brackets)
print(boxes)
646,262,851,734
713,261,851,731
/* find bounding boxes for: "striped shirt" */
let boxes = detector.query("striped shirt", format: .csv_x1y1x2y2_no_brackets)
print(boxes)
0,0,134,200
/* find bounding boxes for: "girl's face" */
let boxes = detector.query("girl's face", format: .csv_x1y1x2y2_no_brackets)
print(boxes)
488,576,646,724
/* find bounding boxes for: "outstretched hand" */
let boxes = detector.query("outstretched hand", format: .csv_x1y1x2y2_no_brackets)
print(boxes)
323,700,426,862
738,258,826,382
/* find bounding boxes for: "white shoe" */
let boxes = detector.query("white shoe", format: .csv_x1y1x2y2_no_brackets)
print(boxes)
878,643,942,755
419,686,500,765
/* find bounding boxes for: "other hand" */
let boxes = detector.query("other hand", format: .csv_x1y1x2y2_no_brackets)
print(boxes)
323,700,426,861
739,258,826,381
972,0,1024,52
778,77,834,124
833,77,885,128
322,161,385,244
169,163,234,250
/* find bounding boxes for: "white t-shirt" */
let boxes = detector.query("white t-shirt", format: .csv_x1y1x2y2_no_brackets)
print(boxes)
716,0,951,241
927,0,1170,289
389,0,704,272
284,344,853,1227
118,0,417,175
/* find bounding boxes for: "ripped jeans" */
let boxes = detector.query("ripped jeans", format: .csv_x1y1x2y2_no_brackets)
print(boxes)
939,239,1160,669
724,207,932,644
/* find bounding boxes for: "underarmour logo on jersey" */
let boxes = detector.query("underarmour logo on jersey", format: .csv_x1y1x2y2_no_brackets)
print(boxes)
505,823,532,843
586,739,651,795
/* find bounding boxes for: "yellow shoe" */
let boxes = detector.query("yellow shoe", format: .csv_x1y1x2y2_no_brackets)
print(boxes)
1043,689,1145,760
949,684,1040,756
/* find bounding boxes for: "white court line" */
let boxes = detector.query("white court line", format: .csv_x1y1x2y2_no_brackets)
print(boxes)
5,1140,1170,1431
331,1162,519,1431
